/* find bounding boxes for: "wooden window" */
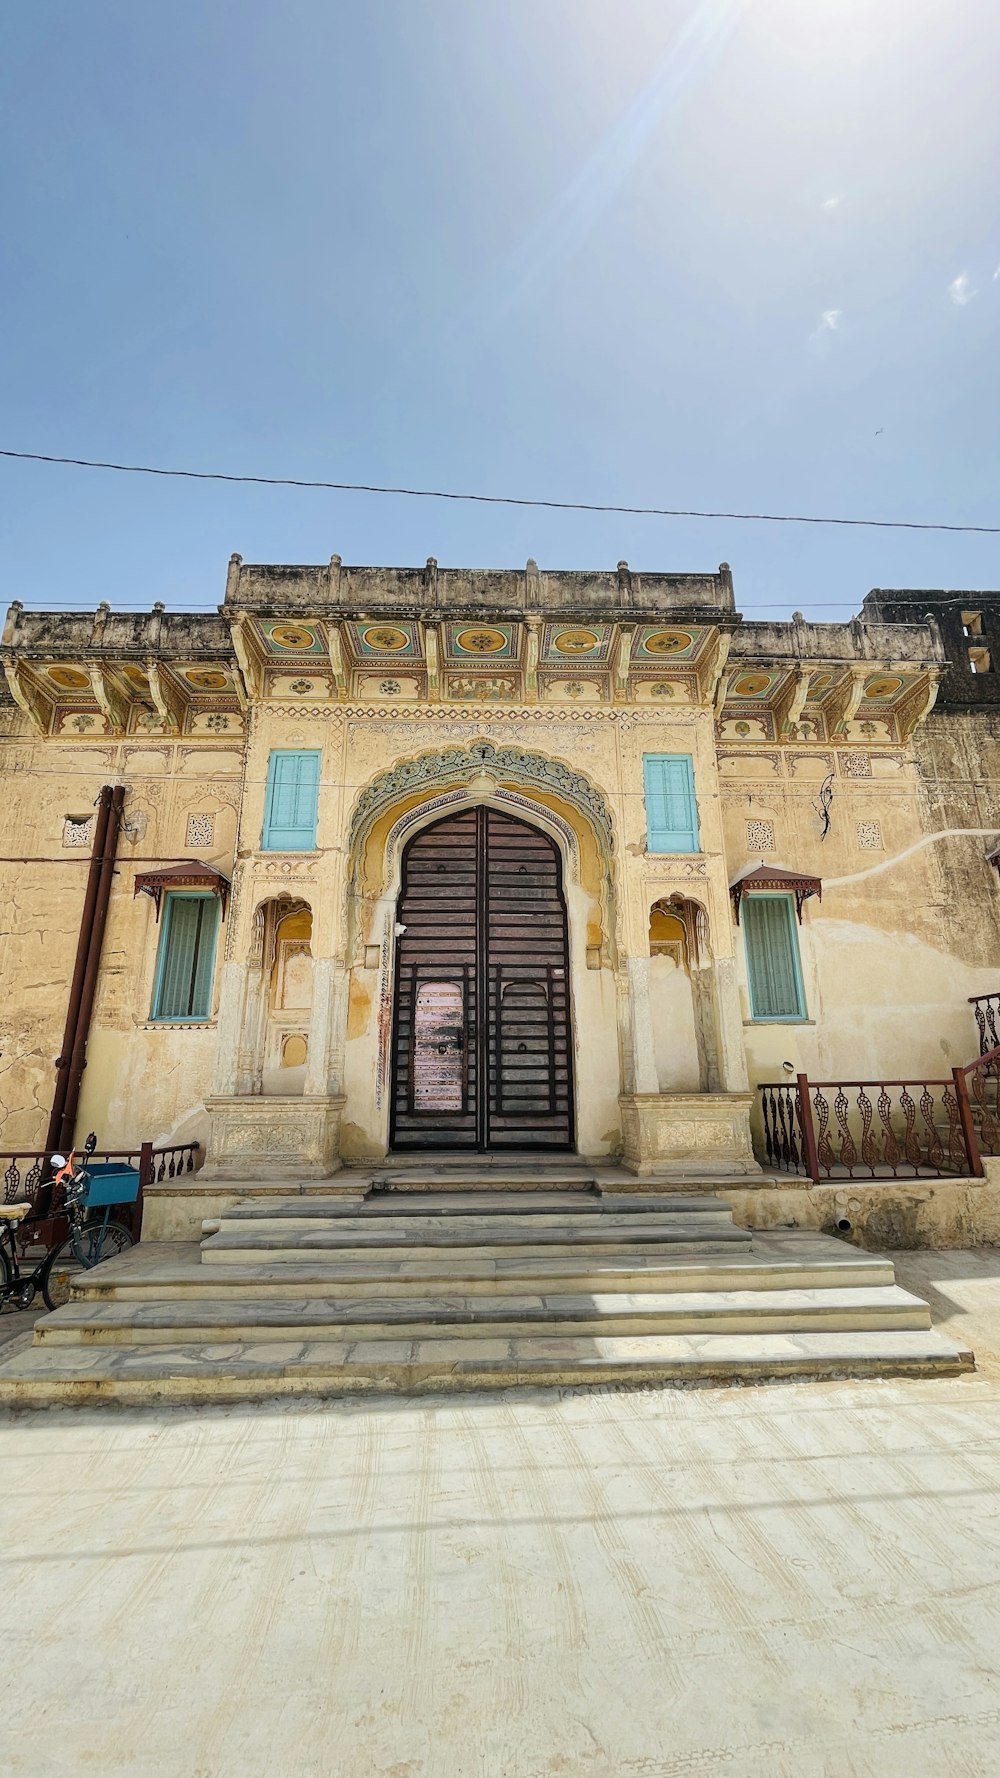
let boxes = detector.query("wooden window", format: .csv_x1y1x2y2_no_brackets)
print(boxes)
742,893,807,1021
643,754,699,853
261,750,321,851
151,893,220,1021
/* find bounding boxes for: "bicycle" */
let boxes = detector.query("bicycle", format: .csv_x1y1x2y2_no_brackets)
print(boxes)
0,1133,135,1313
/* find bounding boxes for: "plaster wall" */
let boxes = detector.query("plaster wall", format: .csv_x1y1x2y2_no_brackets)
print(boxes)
0,706,239,1150
722,735,998,1089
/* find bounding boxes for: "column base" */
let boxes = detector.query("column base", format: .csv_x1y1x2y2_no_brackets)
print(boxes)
618,1092,762,1179
200,1094,347,1181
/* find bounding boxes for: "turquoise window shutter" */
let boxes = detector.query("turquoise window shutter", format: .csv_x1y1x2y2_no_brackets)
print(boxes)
643,754,699,852
262,750,321,850
743,895,806,1019
152,894,220,1020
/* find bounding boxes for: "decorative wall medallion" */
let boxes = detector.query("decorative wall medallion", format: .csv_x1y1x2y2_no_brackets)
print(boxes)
263,623,323,653
454,628,508,654
553,629,600,654
746,818,776,852
186,811,215,847
379,679,401,695
204,712,230,731
63,816,94,847
185,669,229,689
46,666,90,689
641,630,694,656
361,626,409,651
123,666,150,689
731,672,772,697
840,752,872,778
650,682,675,697
864,675,904,700
290,679,314,694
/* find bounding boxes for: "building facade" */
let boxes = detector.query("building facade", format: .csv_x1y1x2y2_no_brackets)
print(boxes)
2,558,997,1233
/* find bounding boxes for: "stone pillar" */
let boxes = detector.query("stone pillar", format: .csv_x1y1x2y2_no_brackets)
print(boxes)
212,961,260,1096
625,955,660,1095
709,957,750,1093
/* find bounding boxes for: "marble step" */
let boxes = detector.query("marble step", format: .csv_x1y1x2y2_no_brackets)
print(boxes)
217,1190,731,1220
200,1218,751,1265
74,1240,899,1301
0,1327,973,1404
34,1284,933,1346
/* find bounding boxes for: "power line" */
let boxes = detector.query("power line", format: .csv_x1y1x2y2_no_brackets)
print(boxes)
1,446,999,536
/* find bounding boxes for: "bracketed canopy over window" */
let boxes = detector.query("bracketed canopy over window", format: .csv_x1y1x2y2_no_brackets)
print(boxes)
729,863,821,926
133,861,230,922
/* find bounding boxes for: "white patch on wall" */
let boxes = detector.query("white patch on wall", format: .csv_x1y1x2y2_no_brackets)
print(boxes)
746,818,776,852
63,815,94,848
841,752,872,778
186,812,215,848
857,820,883,850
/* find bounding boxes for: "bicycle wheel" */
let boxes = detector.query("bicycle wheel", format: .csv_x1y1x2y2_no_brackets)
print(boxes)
42,1220,134,1311
0,1238,13,1306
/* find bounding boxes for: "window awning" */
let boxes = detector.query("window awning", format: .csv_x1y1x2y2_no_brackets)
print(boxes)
730,863,821,925
133,861,230,921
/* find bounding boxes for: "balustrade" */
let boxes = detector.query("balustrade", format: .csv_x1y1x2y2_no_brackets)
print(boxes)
757,1074,978,1181
970,993,1000,1056
0,1142,200,1240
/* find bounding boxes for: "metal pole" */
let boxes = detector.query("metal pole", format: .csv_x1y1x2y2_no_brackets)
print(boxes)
56,785,126,1154
45,786,114,1157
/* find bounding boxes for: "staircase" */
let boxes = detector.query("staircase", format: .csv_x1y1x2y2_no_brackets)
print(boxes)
0,1178,972,1403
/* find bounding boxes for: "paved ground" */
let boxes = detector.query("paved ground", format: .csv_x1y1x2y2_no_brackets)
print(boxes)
3,1247,1000,1777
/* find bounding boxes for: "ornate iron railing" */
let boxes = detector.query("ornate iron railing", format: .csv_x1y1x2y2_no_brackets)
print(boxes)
0,1141,200,1240
757,1073,981,1181
970,994,1000,1056
960,1045,1000,1157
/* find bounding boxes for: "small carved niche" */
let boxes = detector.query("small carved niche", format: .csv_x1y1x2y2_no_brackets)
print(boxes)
649,905,688,971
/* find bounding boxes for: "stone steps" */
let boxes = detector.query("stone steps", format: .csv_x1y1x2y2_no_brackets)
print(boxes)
199,1211,751,1265
34,1283,932,1345
71,1243,901,1302
0,1329,973,1404
0,1187,973,1403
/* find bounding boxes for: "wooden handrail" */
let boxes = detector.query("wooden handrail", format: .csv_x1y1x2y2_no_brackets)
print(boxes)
962,1044,1000,1076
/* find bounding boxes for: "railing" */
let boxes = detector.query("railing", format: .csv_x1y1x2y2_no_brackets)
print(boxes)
758,1074,981,1181
0,1141,200,1240
970,993,1000,1056
961,1045,1000,1157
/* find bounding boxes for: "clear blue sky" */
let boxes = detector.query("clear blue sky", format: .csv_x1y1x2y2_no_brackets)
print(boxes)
2,0,999,619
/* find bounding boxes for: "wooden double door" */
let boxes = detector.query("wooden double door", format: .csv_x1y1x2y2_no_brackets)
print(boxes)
390,806,575,1150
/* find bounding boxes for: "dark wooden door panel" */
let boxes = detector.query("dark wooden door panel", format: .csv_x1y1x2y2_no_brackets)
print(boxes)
390,806,574,1150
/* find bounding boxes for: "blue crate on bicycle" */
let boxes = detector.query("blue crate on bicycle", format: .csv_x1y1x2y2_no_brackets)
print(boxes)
80,1162,141,1207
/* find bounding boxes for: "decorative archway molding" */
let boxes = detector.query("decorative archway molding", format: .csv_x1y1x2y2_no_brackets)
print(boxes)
345,739,620,962
347,740,616,859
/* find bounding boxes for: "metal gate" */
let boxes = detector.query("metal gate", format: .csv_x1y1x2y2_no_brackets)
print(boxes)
390,806,574,1150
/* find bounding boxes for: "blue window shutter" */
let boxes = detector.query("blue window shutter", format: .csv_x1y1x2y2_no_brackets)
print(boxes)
643,754,699,852
262,750,321,850
152,894,220,1020
743,896,806,1019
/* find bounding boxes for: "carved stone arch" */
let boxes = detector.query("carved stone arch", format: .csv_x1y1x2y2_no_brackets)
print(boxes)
348,741,616,858
345,740,620,962
248,893,313,969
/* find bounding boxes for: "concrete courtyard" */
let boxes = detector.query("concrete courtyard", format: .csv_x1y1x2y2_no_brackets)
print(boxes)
3,1247,1000,1778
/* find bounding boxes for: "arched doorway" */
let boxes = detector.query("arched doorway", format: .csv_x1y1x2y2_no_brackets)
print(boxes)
390,805,575,1150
